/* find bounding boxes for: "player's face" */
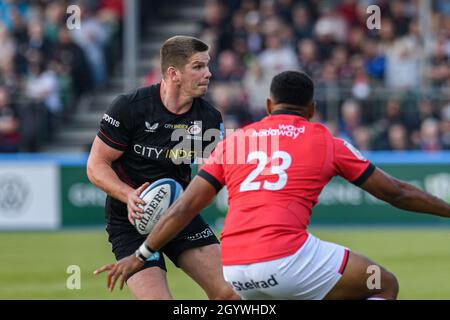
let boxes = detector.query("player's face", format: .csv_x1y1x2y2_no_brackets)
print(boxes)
179,51,212,97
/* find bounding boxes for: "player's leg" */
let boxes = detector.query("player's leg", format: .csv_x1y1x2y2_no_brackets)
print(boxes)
324,251,399,300
176,244,240,300
106,223,174,299
127,267,173,300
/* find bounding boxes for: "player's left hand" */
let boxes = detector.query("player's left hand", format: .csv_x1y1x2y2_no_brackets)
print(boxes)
94,256,144,292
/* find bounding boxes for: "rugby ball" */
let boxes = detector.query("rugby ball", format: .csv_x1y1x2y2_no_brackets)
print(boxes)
134,178,183,235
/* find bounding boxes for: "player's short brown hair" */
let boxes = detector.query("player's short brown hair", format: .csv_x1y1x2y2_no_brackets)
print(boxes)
160,36,209,78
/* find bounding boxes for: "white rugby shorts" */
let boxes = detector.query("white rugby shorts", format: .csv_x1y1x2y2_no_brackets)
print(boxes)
223,233,349,300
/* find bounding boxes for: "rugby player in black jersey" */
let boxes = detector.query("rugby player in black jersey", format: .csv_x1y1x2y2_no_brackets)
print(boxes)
87,36,239,300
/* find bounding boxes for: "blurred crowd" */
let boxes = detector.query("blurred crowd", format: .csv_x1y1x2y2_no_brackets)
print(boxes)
0,0,123,152
190,0,450,152
2,0,450,153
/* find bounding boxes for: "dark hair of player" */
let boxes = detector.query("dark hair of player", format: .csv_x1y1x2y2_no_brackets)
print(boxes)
270,71,314,108
160,36,209,78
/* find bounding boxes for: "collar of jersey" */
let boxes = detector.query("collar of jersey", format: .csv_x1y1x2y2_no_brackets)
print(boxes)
270,109,307,119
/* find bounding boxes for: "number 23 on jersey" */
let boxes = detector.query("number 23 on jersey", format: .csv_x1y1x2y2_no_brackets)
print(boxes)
240,151,292,192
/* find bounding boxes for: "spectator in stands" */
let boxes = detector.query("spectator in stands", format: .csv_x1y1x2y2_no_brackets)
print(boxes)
349,54,371,100
259,0,278,21
330,45,352,82
428,38,450,88
0,86,19,153
408,96,441,132
201,0,231,53
297,39,320,79
243,10,263,55
419,118,442,152
0,56,20,93
337,0,358,27
7,5,28,47
0,23,16,67
353,125,372,151
291,4,313,41
44,1,66,44
239,0,258,13
53,27,93,99
339,99,363,143
258,32,298,79
26,19,52,60
230,9,247,42
70,5,109,87
98,0,124,76
0,0,29,31
441,105,450,150
277,0,294,24
434,0,450,15
346,26,365,56
242,59,271,121
213,50,245,82
314,4,347,45
387,123,409,151
374,97,411,145
388,0,413,37
25,59,60,141
384,24,420,90
315,61,339,119
362,39,386,81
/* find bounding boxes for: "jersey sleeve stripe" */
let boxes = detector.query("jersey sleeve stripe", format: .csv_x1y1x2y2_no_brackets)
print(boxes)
352,163,376,186
98,130,128,149
197,170,223,193
338,249,350,275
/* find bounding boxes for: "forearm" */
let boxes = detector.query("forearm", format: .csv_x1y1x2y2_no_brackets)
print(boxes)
390,181,450,218
87,160,134,203
146,200,196,250
144,175,218,251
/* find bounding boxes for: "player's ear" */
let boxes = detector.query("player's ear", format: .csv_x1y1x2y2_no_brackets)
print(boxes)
266,98,272,115
167,66,179,82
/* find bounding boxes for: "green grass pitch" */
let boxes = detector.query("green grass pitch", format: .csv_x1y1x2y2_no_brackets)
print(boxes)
0,228,449,299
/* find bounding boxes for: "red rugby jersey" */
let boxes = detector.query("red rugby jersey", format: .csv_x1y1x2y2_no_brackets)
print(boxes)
199,110,374,265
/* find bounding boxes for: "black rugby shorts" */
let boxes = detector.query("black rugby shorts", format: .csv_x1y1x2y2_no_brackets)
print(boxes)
106,215,219,273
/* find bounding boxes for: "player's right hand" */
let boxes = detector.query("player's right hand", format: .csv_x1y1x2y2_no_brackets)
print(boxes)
127,182,150,225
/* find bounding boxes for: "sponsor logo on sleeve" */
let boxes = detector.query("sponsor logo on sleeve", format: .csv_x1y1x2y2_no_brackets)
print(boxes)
102,114,120,127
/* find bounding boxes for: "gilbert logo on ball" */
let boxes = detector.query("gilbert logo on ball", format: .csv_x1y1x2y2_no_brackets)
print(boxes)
135,178,183,235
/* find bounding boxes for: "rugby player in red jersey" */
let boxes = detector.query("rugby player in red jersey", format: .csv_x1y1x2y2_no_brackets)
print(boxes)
97,71,450,299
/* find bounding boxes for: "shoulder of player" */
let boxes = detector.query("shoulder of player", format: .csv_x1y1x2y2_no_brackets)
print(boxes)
124,86,154,106
309,121,334,137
